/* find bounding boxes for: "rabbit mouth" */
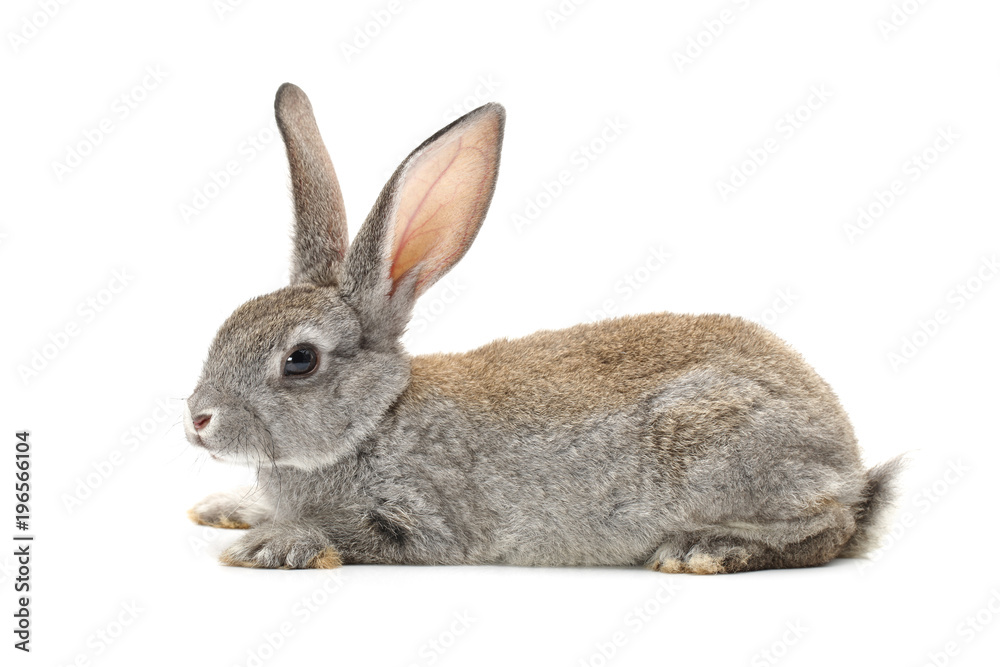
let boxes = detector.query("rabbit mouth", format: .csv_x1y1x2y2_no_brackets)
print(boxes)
183,395,279,468
186,431,223,458
184,424,208,449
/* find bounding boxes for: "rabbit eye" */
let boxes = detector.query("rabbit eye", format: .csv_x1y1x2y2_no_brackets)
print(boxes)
284,346,318,377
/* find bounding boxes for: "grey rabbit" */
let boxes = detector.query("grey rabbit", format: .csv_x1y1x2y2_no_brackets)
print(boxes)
184,83,903,573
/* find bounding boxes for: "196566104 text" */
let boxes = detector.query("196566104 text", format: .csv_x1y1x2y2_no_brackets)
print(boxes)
14,430,32,653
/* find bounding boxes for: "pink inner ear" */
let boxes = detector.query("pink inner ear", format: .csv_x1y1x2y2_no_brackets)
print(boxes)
389,117,499,296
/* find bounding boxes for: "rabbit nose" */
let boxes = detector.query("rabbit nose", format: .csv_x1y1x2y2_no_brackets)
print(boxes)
192,414,212,431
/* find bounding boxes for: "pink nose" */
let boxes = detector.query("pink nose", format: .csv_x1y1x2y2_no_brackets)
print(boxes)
192,414,212,431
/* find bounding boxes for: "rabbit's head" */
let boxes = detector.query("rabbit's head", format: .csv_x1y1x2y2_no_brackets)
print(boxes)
184,84,504,469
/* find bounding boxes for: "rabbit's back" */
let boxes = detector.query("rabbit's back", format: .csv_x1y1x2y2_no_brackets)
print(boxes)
387,313,866,566
409,312,853,440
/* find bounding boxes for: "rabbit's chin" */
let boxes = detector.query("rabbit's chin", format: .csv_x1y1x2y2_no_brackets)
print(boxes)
204,444,276,469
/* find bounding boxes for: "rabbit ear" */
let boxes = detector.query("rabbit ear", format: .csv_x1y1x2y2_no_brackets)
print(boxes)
275,83,349,287
341,103,505,347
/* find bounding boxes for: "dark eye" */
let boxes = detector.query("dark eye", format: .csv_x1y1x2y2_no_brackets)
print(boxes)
283,346,318,377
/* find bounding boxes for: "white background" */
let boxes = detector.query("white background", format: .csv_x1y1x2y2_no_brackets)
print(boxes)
2,1,998,665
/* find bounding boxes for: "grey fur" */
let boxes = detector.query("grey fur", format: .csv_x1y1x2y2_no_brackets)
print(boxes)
275,83,349,286
185,84,903,573
838,455,907,558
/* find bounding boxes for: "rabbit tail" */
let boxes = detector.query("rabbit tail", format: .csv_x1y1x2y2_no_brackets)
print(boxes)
839,455,907,558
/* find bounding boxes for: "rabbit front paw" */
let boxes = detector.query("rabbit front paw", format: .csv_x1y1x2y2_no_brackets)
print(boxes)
219,525,341,569
188,486,272,529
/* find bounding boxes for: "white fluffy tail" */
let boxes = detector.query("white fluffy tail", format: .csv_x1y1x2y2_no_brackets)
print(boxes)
839,455,906,558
